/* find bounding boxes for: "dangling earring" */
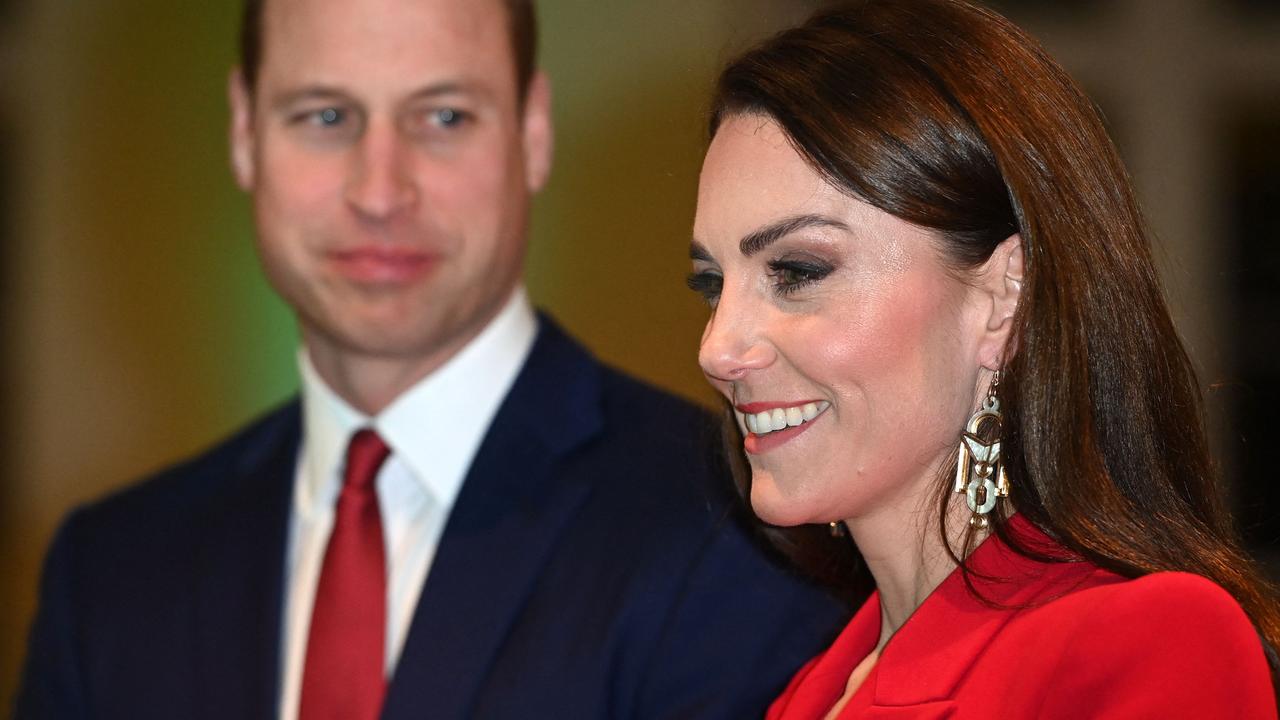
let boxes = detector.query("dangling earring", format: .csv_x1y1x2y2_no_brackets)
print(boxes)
953,370,1009,528
828,521,847,538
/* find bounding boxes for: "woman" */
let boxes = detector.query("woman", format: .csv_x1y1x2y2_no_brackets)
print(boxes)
687,0,1280,716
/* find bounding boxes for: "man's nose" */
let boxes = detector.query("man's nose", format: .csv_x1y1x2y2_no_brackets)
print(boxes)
344,124,418,220
698,291,775,383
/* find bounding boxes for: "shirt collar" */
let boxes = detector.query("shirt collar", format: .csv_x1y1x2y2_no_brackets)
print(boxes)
298,351,367,514
298,287,538,513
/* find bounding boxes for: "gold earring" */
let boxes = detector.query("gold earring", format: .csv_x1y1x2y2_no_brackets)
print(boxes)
828,521,847,538
953,371,1009,528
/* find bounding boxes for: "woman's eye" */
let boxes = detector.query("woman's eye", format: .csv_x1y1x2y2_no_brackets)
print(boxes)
768,260,832,296
686,270,723,307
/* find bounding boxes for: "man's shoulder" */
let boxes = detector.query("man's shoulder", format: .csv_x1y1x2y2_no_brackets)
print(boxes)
547,358,764,578
596,362,717,437
574,358,724,478
71,399,300,534
525,315,723,475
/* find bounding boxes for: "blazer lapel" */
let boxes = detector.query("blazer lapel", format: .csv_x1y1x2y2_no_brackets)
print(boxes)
868,516,1095,709
860,704,958,719
191,404,300,720
381,319,604,720
773,595,961,719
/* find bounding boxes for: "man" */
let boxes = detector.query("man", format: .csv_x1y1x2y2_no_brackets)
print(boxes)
15,0,845,717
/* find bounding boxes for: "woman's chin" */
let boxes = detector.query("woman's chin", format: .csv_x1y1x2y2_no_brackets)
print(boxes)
749,480,816,528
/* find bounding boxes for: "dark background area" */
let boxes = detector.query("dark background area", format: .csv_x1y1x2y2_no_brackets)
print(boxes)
1229,106,1280,559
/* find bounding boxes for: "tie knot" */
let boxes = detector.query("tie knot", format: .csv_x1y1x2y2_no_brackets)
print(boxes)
343,429,391,492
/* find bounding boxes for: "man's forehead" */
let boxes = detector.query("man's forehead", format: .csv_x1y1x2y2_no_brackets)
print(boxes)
258,0,515,90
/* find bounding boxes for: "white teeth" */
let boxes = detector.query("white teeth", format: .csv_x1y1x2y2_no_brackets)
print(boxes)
740,401,829,437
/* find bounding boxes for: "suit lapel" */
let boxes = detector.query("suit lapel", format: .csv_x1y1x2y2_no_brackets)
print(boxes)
191,404,300,720
381,319,604,720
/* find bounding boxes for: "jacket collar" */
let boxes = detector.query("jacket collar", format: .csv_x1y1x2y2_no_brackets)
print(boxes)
808,516,1104,712
380,315,606,720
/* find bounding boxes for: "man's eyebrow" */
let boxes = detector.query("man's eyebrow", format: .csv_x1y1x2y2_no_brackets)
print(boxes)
739,214,849,257
268,81,486,112
404,82,484,102
269,85,353,111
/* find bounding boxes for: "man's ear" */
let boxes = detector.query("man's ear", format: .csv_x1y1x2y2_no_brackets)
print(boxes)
228,68,256,190
521,71,554,192
976,234,1023,370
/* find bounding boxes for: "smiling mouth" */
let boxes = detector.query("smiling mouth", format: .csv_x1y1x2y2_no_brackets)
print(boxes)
736,401,830,437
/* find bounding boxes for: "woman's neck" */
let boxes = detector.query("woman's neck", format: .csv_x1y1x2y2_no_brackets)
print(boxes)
846,498,978,652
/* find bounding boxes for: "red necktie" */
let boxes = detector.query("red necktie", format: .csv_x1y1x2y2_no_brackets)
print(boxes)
300,429,391,720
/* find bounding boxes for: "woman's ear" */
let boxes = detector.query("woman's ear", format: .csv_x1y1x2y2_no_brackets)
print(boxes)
975,234,1023,370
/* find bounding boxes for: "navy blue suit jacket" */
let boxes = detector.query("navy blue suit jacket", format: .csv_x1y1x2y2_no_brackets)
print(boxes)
16,318,846,719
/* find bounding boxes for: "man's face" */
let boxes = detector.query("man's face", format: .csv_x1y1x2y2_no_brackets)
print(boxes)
230,0,552,374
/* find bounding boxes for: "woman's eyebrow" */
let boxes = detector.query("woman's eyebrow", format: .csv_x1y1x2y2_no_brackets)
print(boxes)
689,241,714,262
739,214,849,257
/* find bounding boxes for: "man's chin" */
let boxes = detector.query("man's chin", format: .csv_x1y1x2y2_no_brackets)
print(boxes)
304,319,456,363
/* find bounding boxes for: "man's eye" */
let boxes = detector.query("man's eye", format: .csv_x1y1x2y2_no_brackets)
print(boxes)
285,105,363,144
294,107,346,127
429,107,471,128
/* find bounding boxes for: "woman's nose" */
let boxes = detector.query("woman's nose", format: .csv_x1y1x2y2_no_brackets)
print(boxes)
698,296,775,383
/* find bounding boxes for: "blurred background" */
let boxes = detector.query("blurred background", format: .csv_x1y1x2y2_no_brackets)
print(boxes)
1,0,1278,706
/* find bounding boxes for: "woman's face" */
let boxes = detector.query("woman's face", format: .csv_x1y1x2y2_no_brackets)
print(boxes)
691,115,992,528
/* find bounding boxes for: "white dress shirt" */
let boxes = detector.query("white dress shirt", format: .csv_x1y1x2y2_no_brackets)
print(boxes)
278,288,538,720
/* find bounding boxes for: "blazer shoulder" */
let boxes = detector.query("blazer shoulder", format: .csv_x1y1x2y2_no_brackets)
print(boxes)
70,399,300,533
1018,569,1266,661
590,362,732,504
1026,571,1276,718
1052,570,1258,635
531,312,713,425
597,363,716,432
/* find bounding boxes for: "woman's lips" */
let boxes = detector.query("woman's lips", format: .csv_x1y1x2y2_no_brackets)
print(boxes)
735,400,829,454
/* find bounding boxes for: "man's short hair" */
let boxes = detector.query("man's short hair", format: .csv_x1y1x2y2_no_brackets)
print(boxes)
238,0,538,102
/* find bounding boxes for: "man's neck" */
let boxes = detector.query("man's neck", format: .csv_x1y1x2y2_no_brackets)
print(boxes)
301,287,531,416
304,346,456,416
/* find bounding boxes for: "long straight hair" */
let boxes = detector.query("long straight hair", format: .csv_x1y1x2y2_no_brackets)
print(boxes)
709,0,1280,681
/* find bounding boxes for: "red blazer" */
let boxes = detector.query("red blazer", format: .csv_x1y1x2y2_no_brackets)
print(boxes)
769,516,1277,719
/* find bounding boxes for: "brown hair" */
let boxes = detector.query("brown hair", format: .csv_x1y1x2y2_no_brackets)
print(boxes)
238,0,538,102
710,0,1280,680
